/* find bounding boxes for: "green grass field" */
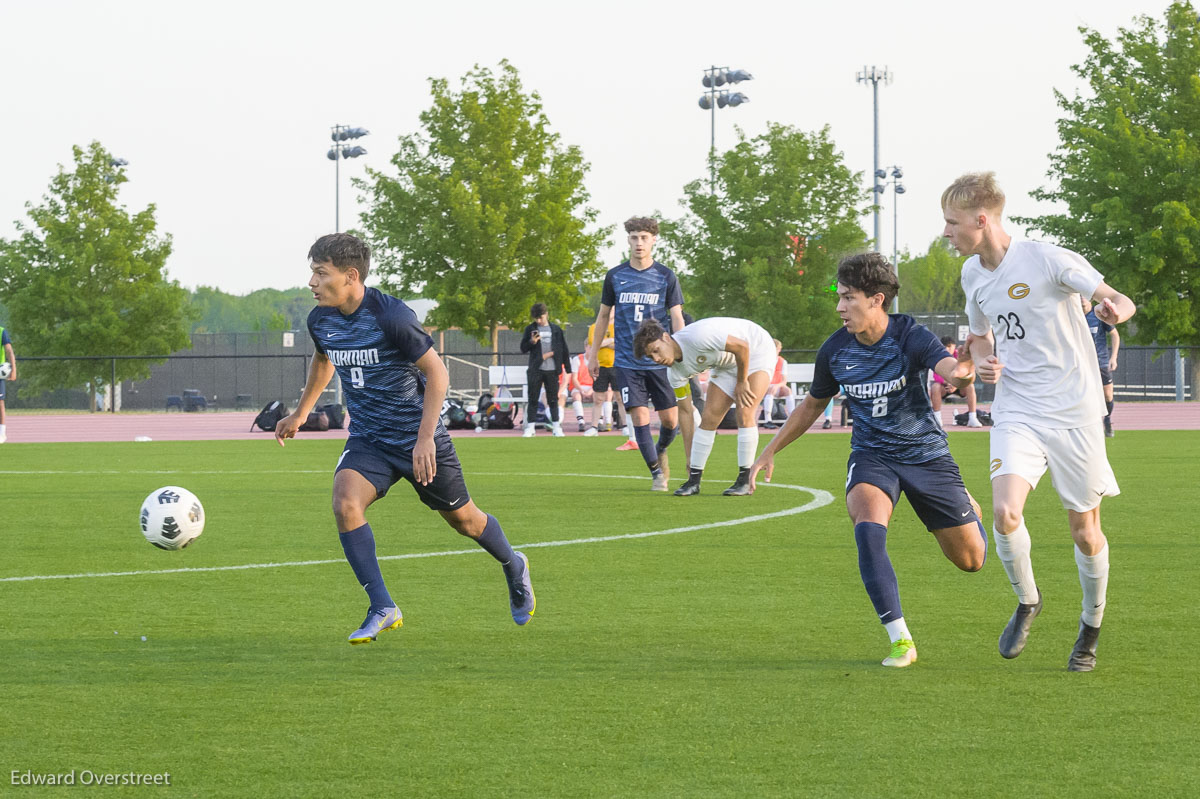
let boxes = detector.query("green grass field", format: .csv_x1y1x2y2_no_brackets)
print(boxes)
2,431,1198,797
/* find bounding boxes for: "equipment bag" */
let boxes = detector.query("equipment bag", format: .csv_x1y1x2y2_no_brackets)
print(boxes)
441,398,473,430
252,400,289,432
318,403,346,429
955,410,994,426
299,411,330,431
484,405,515,430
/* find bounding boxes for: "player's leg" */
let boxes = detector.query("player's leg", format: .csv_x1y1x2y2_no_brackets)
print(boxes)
332,450,403,644
760,384,778,425
648,370,680,488
0,393,6,443
523,370,542,437
724,370,772,495
613,368,639,450
1102,373,1115,437
900,455,987,572
1064,505,1107,671
845,459,913,667
675,383,734,496
546,373,563,437
620,370,667,486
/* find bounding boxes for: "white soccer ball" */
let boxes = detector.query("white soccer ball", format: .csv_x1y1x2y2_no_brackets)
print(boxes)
139,486,205,550
0,362,10,379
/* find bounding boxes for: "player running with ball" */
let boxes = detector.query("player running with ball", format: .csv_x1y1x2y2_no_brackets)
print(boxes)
633,315,777,496
275,234,535,644
944,172,1136,671
749,253,986,668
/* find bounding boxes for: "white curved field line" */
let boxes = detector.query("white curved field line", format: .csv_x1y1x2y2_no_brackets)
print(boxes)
0,471,834,584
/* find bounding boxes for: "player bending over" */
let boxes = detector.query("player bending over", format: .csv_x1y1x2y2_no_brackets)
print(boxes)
634,316,776,496
945,171,1135,671
749,252,986,668
275,233,535,644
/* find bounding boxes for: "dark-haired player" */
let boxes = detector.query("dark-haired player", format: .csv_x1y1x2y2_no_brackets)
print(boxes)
275,233,535,644
749,253,986,668
585,217,685,491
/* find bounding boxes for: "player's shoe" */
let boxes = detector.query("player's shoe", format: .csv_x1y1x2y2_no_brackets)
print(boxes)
505,552,535,625
551,424,565,438
0,432,6,444
616,439,639,451
1067,617,1101,672
651,472,669,492
522,426,536,438
882,638,917,668
674,471,702,496
583,426,599,437
597,422,610,432
1103,417,1114,438
822,419,831,429
578,421,587,432
348,606,403,645
998,590,1043,659
722,468,752,496
967,415,983,428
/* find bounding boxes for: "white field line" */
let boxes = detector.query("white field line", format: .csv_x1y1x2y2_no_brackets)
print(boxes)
0,472,834,584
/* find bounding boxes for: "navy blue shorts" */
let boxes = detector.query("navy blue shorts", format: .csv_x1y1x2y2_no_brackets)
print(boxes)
0,379,5,400
1098,366,1112,386
846,450,978,531
336,434,470,512
614,366,676,411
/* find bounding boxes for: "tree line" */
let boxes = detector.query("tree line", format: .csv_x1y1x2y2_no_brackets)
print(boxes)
2,2,1198,396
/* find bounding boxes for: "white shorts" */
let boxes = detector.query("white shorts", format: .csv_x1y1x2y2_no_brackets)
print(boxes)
707,348,776,401
989,421,1119,512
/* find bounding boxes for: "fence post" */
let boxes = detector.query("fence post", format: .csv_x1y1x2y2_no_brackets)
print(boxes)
1177,348,1186,402
111,358,117,413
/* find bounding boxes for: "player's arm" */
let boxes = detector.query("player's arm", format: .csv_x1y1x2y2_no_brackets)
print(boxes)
519,324,536,354
965,329,1003,384
670,304,686,333
276,351,335,446
587,304,613,376
748,392,828,491
1091,281,1136,325
3,342,15,381
724,335,754,408
1108,326,1120,371
411,347,449,485
933,355,975,391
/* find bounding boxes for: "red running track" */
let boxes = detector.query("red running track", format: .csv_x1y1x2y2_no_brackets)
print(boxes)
4,402,1200,444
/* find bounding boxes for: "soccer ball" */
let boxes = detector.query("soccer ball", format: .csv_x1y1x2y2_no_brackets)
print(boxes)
0,362,10,379
139,486,205,550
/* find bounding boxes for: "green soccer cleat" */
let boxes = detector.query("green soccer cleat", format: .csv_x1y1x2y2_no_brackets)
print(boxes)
348,606,403,645
882,638,917,668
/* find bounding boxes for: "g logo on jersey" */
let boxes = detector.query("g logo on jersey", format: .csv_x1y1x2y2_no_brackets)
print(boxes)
1007,283,1031,300
990,458,1003,474
697,355,708,364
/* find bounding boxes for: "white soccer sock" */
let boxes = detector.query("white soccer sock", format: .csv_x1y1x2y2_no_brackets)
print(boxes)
736,426,759,468
785,394,796,414
968,411,978,422
624,418,635,441
932,411,943,428
1076,543,1109,627
691,428,716,471
824,401,833,420
601,402,613,424
573,399,585,421
885,618,912,643
761,395,773,422
994,521,1039,604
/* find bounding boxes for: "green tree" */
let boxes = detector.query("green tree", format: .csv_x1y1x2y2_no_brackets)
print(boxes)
189,286,314,333
0,142,191,406
1013,2,1200,395
358,60,608,352
660,124,867,349
897,238,966,313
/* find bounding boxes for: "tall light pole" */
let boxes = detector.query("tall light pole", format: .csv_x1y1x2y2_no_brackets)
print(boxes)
882,165,905,312
698,67,753,193
327,125,369,233
856,66,892,251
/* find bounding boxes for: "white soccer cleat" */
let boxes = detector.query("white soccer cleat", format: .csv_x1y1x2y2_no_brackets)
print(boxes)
583,426,599,437
522,425,536,438
967,415,983,428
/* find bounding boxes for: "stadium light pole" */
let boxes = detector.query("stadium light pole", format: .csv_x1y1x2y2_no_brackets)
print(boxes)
882,165,905,312
856,66,892,251
327,125,369,233
698,67,753,194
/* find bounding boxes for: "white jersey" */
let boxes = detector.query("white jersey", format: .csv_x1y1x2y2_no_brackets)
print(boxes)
666,317,774,389
962,240,1106,428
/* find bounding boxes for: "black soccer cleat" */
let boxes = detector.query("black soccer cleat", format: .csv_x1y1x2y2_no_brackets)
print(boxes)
999,590,1043,659
1067,617,1101,672
722,467,752,496
674,470,703,496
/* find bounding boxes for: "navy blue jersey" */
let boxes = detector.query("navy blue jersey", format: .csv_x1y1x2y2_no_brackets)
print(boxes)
1084,310,1113,365
307,288,442,450
809,315,951,464
601,261,683,370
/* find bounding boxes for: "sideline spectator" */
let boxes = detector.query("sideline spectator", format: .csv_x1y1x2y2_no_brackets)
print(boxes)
0,324,16,444
519,302,571,438
760,338,796,427
1082,297,1119,438
930,336,983,427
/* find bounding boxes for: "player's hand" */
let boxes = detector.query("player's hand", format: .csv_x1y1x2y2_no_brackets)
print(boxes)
274,413,303,447
542,351,554,361
977,355,1004,384
1094,297,1119,324
6,368,14,382
1109,357,1118,371
586,353,599,378
748,452,775,493
412,435,437,485
735,380,755,410
530,331,540,342
951,359,975,383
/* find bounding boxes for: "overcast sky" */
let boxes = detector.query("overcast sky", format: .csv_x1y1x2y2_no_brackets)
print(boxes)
0,0,1174,296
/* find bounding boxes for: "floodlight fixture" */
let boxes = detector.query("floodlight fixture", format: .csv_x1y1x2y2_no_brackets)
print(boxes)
328,123,371,232
698,65,753,193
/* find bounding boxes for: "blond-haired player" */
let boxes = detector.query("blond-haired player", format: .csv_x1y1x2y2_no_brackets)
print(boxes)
943,172,1136,671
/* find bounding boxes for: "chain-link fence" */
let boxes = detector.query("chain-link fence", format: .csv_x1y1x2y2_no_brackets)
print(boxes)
3,325,1191,412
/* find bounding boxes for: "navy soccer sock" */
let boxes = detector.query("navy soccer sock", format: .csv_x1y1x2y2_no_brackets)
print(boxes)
475,513,520,574
656,425,679,454
634,424,661,474
854,521,903,624
339,523,394,611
